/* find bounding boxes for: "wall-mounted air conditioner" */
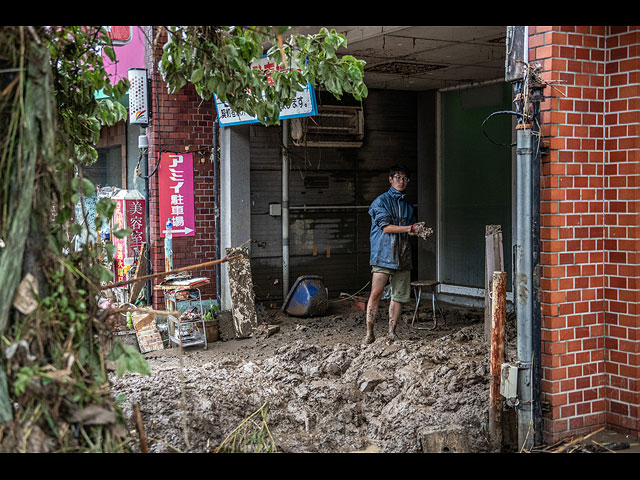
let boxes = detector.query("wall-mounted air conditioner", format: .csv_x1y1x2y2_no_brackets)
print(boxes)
291,105,364,148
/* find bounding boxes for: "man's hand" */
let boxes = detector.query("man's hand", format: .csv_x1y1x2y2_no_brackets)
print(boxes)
409,222,434,240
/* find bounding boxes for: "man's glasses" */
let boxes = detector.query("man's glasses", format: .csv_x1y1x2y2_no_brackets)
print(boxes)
392,175,410,183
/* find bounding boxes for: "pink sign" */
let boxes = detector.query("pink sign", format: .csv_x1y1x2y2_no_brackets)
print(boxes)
159,152,195,237
102,26,146,85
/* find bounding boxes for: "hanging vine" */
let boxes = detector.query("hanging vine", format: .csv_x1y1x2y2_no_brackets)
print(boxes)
0,26,142,453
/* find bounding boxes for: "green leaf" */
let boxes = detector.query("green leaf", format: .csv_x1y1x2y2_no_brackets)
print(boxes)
57,206,72,224
105,243,116,259
191,67,204,83
103,45,116,61
112,227,132,239
96,197,116,220
81,178,95,197
94,264,115,283
108,341,151,377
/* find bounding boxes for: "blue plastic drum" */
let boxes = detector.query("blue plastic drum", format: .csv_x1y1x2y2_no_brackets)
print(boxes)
281,275,329,317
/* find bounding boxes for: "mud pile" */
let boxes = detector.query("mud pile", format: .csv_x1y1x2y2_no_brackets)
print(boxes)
109,303,517,453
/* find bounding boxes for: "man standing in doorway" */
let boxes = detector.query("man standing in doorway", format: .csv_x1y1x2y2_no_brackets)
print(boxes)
363,165,418,345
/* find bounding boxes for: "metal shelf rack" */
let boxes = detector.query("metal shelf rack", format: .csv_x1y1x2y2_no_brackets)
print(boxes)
165,287,208,349
155,277,210,350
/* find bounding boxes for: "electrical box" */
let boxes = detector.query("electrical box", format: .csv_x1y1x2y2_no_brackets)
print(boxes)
269,203,281,216
505,26,527,83
500,363,519,399
128,68,149,125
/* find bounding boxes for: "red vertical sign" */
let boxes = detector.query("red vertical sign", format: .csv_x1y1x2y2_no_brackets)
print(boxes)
126,197,146,251
112,191,146,281
159,152,195,237
112,198,126,281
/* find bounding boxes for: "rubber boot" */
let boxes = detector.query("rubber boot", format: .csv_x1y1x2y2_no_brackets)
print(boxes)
363,321,375,345
386,321,399,343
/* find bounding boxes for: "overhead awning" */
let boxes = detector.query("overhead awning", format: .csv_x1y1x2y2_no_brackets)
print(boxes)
94,89,129,109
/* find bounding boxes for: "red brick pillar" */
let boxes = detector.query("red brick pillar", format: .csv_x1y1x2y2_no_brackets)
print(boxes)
145,27,219,311
532,25,639,443
602,26,639,436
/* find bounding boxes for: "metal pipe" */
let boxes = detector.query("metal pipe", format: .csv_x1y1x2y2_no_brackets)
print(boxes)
288,204,418,211
213,120,221,305
164,218,173,272
289,205,370,211
282,120,289,300
438,78,505,93
140,135,152,306
515,126,534,451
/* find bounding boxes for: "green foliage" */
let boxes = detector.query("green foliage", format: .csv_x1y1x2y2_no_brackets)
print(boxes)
13,365,45,397
108,341,152,377
47,26,129,164
159,26,368,126
0,26,138,453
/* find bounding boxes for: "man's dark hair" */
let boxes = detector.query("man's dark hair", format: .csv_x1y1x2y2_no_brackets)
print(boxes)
389,164,410,178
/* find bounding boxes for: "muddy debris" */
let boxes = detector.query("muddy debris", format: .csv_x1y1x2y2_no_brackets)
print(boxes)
109,300,518,453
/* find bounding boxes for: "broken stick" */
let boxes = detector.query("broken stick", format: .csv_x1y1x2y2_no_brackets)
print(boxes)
128,242,147,303
104,306,180,317
553,426,606,453
133,402,148,453
100,255,242,290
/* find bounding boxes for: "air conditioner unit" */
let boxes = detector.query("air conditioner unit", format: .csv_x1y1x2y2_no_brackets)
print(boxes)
292,105,364,148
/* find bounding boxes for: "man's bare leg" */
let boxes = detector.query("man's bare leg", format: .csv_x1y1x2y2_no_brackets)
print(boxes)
363,272,389,344
387,300,403,341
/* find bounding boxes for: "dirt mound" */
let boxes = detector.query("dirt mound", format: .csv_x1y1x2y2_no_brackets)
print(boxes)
109,301,516,453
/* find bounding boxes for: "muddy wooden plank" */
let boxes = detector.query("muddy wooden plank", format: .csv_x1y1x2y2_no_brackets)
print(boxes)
226,246,258,338
489,270,506,451
102,255,239,290
484,225,504,343
129,242,147,301
128,242,147,304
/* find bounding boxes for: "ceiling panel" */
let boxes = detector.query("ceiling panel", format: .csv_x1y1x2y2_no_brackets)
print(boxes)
293,26,508,91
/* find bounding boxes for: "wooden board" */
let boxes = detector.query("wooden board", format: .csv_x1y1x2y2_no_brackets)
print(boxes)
485,225,504,343
226,246,258,338
129,242,147,304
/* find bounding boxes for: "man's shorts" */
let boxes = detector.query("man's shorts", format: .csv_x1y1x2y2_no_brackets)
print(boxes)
371,265,411,303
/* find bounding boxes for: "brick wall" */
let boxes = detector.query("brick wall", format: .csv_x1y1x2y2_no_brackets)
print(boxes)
145,27,219,310
602,26,639,436
532,25,639,442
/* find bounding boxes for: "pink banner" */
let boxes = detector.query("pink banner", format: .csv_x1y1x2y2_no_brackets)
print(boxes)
159,152,195,238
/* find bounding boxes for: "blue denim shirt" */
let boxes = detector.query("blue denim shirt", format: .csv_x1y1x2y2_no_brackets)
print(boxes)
369,186,416,270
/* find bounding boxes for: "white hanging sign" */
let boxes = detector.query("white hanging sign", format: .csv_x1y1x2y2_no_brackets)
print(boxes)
215,55,317,127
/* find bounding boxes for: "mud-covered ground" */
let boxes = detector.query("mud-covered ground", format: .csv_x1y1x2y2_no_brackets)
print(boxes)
109,298,518,453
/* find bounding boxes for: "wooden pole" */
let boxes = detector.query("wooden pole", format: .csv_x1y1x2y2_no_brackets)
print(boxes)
128,242,147,304
484,225,504,343
489,270,507,452
100,255,241,290
133,402,148,453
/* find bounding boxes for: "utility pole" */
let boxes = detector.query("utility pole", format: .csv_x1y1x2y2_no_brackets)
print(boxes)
514,66,544,451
